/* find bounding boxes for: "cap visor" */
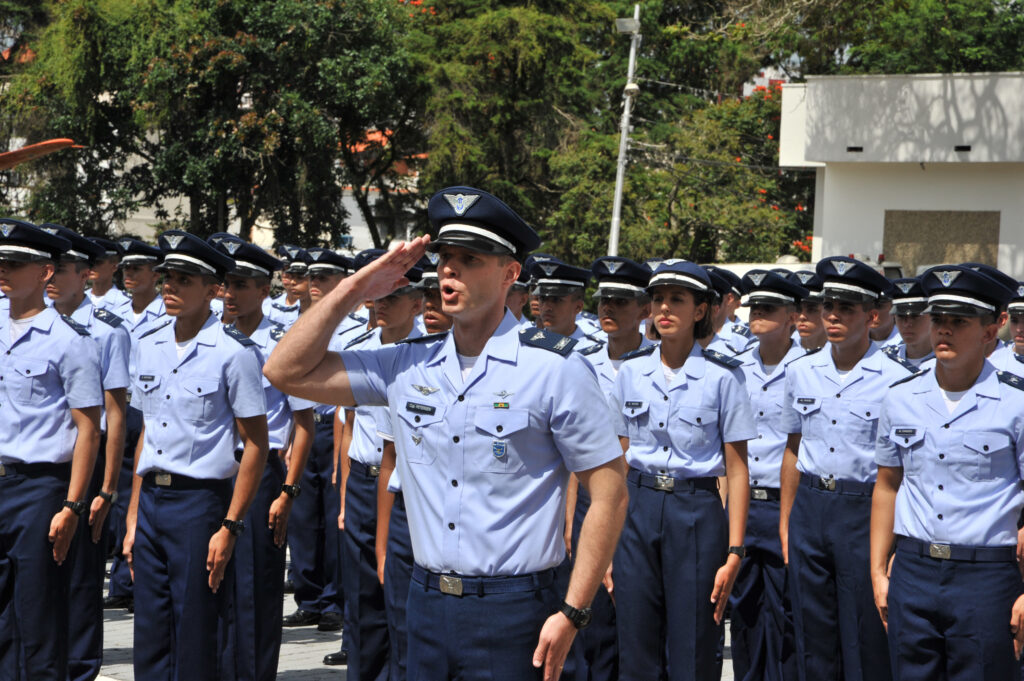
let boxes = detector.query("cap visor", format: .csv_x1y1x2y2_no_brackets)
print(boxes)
823,290,874,304
892,303,927,316
155,261,215,277
593,288,644,299
427,233,513,257
533,284,580,297
0,249,46,263
923,302,988,317
742,295,789,308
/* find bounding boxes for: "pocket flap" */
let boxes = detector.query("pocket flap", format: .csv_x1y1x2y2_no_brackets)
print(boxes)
183,377,219,397
889,426,925,447
397,398,445,428
677,406,718,427
136,372,162,393
848,401,880,421
963,431,1010,454
792,396,821,414
475,408,530,438
12,358,46,378
621,400,649,417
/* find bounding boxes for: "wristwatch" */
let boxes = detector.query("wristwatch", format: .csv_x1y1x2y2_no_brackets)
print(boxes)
281,483,301,499
98,490,117,504
63,499,87,516
728,545,747,559
221,519,245,536
559,601,593,630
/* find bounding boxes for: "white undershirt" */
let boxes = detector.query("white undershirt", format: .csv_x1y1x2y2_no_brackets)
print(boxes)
942,388,968,415
762,363,779,375
457,353,478,382
610,358,625,375
9,312,41,344
132,309,145,324
905,355,929,367
836,368,852,383
662,364,679,383
175,340,194,360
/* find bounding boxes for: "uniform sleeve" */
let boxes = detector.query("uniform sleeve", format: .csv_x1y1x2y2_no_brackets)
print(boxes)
611,366,629,439
550,353,622,473
780,371,802,434
717,368,757,444
338,345,403,408
874,397,901,468
286,394,317,413
376,407,394,442
100,325,131,391
224,346,267,419
61,335,104,409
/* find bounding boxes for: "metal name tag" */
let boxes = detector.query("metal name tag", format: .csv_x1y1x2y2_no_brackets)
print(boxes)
439,575,464,596
751,489,769,500
929,543,951,560
653,475,675,492
155,473,172,487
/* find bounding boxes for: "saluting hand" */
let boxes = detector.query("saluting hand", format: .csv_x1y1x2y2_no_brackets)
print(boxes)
207,527,237,593
48,507,78,565
347,237,431,302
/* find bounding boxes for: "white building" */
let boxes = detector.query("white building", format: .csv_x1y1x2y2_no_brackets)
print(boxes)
780,72,1024,277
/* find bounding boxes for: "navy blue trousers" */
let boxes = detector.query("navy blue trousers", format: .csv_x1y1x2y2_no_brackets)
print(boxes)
728,496,797,681
614,480,727,681
108,405,143,599
133,479,234,681
232,455,286,681
888,547,1021,681
0,465,71,681
67,448,108,681
343,462,390,681
384,492,413,681
571,486,619,681
406,568,565,681
286,419,342,614
788,482,891,681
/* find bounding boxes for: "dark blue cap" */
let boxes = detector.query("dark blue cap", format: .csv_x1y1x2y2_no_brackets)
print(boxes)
427,186,540,259
353,248,386,271
155,230,234,279
89,237,125,258
647,259,711,294
38,224,105,264
358,248,422,293
787,270,823,300
0,218,70,261
920,264,1014,316
531,258,590,296
741,269,808,307
816,256,891,302
708,267,743,297
415,254,441,290
276,244,311,275
591,256,650,299
1009,281,1024,313
890,277,927,314
644,258,665,272
206,232,236,247
208,235,282,278
307,248,353,275
961,263,1016,311
703,266,732,301
118,237,162,266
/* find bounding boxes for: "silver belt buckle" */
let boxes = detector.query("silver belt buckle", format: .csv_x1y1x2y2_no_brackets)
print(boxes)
0,463,6,477
751,488,768,500
820,475,836,491
929,543,951,560
368,465,381,477
439,575,464,596
155,472,172,487
654,475,675,492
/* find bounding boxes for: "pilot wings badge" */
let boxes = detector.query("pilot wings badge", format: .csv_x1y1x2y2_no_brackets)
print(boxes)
412,384,439,396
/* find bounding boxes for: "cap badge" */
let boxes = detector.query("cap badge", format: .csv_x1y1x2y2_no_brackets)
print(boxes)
284,246,299,258
645,259,663,269
934,270,960,287
0,224,13,238
538,263,558,276
309,250,323,261
164,234,185,249
223,241,241,255
41,227,58,235
118,238,133,250
1017,285,1024,297
748,273,766,286
796,271,813,284
832,260,851,276
604,261,623,274
426,251,439,265
443,193,480,217
530,331,546,342
896,282,915,294
662,258,684,266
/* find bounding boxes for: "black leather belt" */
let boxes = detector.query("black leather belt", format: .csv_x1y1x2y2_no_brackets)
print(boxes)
142,471,232,492
234,448,279,463
350,460,381,478
897,536,1016,563
0,461,72,479
799,472,874,496
627,468,718,494
750,487,781,501
412,564,556,597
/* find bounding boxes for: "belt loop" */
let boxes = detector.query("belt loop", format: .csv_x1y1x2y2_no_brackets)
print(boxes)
476,578,484,597
532,572,542,590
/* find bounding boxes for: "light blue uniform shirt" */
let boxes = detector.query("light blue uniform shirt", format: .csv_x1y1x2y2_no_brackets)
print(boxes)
376,409,402,493
883,343,934,368
579,334,656,397
113,295,168,380
249,317,315,451
707,329,753,356
782,342,917,483
988,343,1021,374
876,364,1024,546
873,324,901,349
342,311,620,576
88,286,131,312
266,293,300,328
0,307,103,464
132,314,267,479
69,297,131,393
739,340,808,489
613,343,756,477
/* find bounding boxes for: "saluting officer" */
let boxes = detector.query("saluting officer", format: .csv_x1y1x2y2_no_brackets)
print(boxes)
43,224,131,681
86,237,131,312
729,270,807,681
871,265,1023,680
0,219,103,681
886,277,934,367
266,186,628,681
779,256,917,681
122,230,269,681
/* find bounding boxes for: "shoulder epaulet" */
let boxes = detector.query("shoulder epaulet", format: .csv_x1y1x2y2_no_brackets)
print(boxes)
349,312,368,322
883,350,920,374
1014,353,1024,365
92,307,124,328
882,344,900,358
735,345,756,359
224,324,256,347
269,324,286,341
139,318,172,339
578,342,605,356
60,314,90,336
519,327,577,357
584,332,604,343
703,348,743,369
621,344,657,361
272,302,296,312
732,324,752,338
890,367,929,388
397,331,450,345
998,371,1024,391
344,328,376,350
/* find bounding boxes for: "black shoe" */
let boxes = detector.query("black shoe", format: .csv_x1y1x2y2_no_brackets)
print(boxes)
323,650,348,666
103,595,133,610
283,579,295,594
282,609,321,627
317,611,342,632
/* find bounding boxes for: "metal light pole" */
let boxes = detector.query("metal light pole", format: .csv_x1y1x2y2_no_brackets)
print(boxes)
608,4,641,257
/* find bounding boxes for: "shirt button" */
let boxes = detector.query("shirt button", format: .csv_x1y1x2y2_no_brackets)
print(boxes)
696,417,702,423
831,420,837,425
451,480,458,487
983,445,989,451
172,369,177,374
943,424,950,429
157,449,162,454
415,415,421,423
162,422,167,427
757,434,763,439
458,395,465,402
453,436,460,443
663,446,669,452
866,411,871,417
166,395,171,399
758,411,764,416
496,426,503,433
762,386,768,392
663,396,669,401
448,522,455,530
377,448,381,453
835,393,841,398
659,422,664,427
938,484,943,490
754,457,760,461
937,514,943,520
939,453,945,459
829,447,835,452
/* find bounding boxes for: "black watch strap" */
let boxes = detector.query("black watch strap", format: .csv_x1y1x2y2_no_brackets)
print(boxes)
63,500,87,517
728,545,746,559
222,519,245,536
281,483,301,499
98,490,116,504
559,601,592,630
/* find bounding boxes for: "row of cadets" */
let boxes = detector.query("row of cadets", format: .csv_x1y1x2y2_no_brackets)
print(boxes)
210,234,317,681
1002,284,1024,369
869,284,902,349
283,246,353,636
86,237,132,312
612,259,756,681
505,262,533,328
264,185,628,681
105,236,166,611
884,277,935,366
779,256,919,681
530,257,606,351
707,266,757,355
267,244,313,328
43,223,132,681
870,265,1024,681
121,230,269,681
730,269,809,681
0,219,103,681
338,253,425,681
572,255,656,681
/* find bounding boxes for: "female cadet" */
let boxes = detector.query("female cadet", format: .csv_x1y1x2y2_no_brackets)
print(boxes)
788,271,827,351
612,259,755,681
122,230,268,681
886,277,935,366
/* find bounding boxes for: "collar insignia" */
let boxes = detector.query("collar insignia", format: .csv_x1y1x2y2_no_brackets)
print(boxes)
748,273,766,286
530,331,546,342
412,384,439,396
553,337,570,351
832,260,851,276
935,270,960,287
443,193,480,216
163,234,185,249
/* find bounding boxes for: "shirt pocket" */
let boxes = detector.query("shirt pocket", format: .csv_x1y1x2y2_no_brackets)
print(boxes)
475,408,531,474
181,376,221,423
134,372,162,415
887,426,926,472
844,400,881,445
960,431,1014,481
8,358,50,405
620,400,650,441
670,406,719,451
792,396,823,438
396,398,445,465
